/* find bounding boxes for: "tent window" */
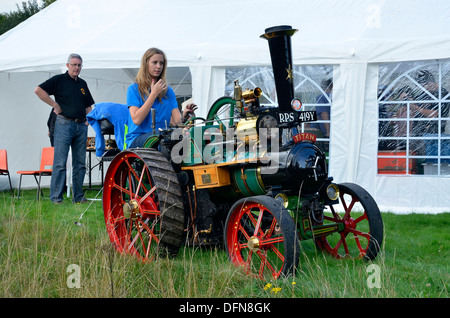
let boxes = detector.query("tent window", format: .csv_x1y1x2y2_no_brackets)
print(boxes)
166,67,192,110
225,65,333,156
377,60,450,176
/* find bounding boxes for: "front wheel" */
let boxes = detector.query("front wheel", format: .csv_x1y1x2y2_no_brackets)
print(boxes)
315,183,383,260
224,195,300,279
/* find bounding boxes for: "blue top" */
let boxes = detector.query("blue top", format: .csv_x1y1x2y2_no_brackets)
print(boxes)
86,102,129,156
125,83,178,147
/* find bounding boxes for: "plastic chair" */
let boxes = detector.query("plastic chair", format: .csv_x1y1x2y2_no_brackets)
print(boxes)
17,147,54,199
0,149,13,194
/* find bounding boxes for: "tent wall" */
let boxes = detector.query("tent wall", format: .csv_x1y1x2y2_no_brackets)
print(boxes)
0,70,128,191
329,63,450,213
1,0,449,213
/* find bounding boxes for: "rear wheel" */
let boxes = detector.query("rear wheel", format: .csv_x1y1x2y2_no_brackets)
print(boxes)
315,183,383,260
224,195,300,279
103,148,185,260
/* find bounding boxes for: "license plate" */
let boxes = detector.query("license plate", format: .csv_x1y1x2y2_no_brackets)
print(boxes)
278,111,317,124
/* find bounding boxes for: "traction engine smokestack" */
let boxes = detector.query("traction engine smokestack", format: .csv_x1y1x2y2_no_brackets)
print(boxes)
261,25,298,113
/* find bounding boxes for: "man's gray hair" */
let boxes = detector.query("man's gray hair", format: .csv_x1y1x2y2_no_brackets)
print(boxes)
67,53,83,63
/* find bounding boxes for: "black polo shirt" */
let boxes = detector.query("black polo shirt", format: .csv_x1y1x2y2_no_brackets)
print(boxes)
39,71,95,119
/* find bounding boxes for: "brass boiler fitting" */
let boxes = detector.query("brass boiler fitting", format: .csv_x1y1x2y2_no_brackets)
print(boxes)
193,224,212,244
235,86,262,144
234,79,262,117
236,117,258,144
234,80,243,111
242,87,262,103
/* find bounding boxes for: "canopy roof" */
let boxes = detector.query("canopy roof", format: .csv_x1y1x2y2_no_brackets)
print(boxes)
1,0,450,72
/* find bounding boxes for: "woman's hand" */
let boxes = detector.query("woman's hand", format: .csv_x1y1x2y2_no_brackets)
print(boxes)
151,79,167,97
182,103,198,120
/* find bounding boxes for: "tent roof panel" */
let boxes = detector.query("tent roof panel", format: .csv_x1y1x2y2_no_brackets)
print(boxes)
1,0,450,72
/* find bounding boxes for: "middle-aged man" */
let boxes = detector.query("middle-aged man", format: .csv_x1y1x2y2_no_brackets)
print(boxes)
35,53,95,204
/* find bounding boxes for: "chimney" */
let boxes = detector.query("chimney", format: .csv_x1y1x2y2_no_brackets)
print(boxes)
261,25,298,112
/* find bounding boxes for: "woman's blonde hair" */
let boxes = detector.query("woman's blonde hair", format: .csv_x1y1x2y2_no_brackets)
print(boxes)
135,48,168,102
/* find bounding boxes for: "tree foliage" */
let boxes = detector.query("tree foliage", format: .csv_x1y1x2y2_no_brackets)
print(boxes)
0,0,57,35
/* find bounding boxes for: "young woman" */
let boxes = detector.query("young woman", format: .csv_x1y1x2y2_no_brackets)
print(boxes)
126,47,196,148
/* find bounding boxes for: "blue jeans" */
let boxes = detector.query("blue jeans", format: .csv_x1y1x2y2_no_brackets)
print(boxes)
129,131,163,148
51,116,87,203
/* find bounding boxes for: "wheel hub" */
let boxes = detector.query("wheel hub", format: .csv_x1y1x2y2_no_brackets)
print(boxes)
345,217,356,230
247,236,261,252
123,200,140,220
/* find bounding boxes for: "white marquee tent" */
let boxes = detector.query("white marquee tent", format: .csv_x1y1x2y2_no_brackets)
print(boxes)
1,0,449,213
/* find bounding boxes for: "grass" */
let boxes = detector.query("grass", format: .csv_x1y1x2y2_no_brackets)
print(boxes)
0,188,448,299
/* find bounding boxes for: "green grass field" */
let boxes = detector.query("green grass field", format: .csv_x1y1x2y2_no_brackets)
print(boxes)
0,188,448,298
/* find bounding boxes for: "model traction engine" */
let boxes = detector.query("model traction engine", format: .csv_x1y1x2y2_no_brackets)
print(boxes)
102,25,384,279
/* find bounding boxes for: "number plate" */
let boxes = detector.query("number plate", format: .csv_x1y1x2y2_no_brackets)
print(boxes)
278,111,317,124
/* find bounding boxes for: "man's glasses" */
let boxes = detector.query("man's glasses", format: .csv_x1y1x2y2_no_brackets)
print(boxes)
69,63,83,68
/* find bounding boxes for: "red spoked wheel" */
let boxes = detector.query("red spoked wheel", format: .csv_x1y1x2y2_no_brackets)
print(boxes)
315,183,383,260
224,195,300,280
103,148,185,260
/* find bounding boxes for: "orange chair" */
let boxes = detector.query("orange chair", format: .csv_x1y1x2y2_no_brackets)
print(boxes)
0,149,13,194
17,147,54,199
